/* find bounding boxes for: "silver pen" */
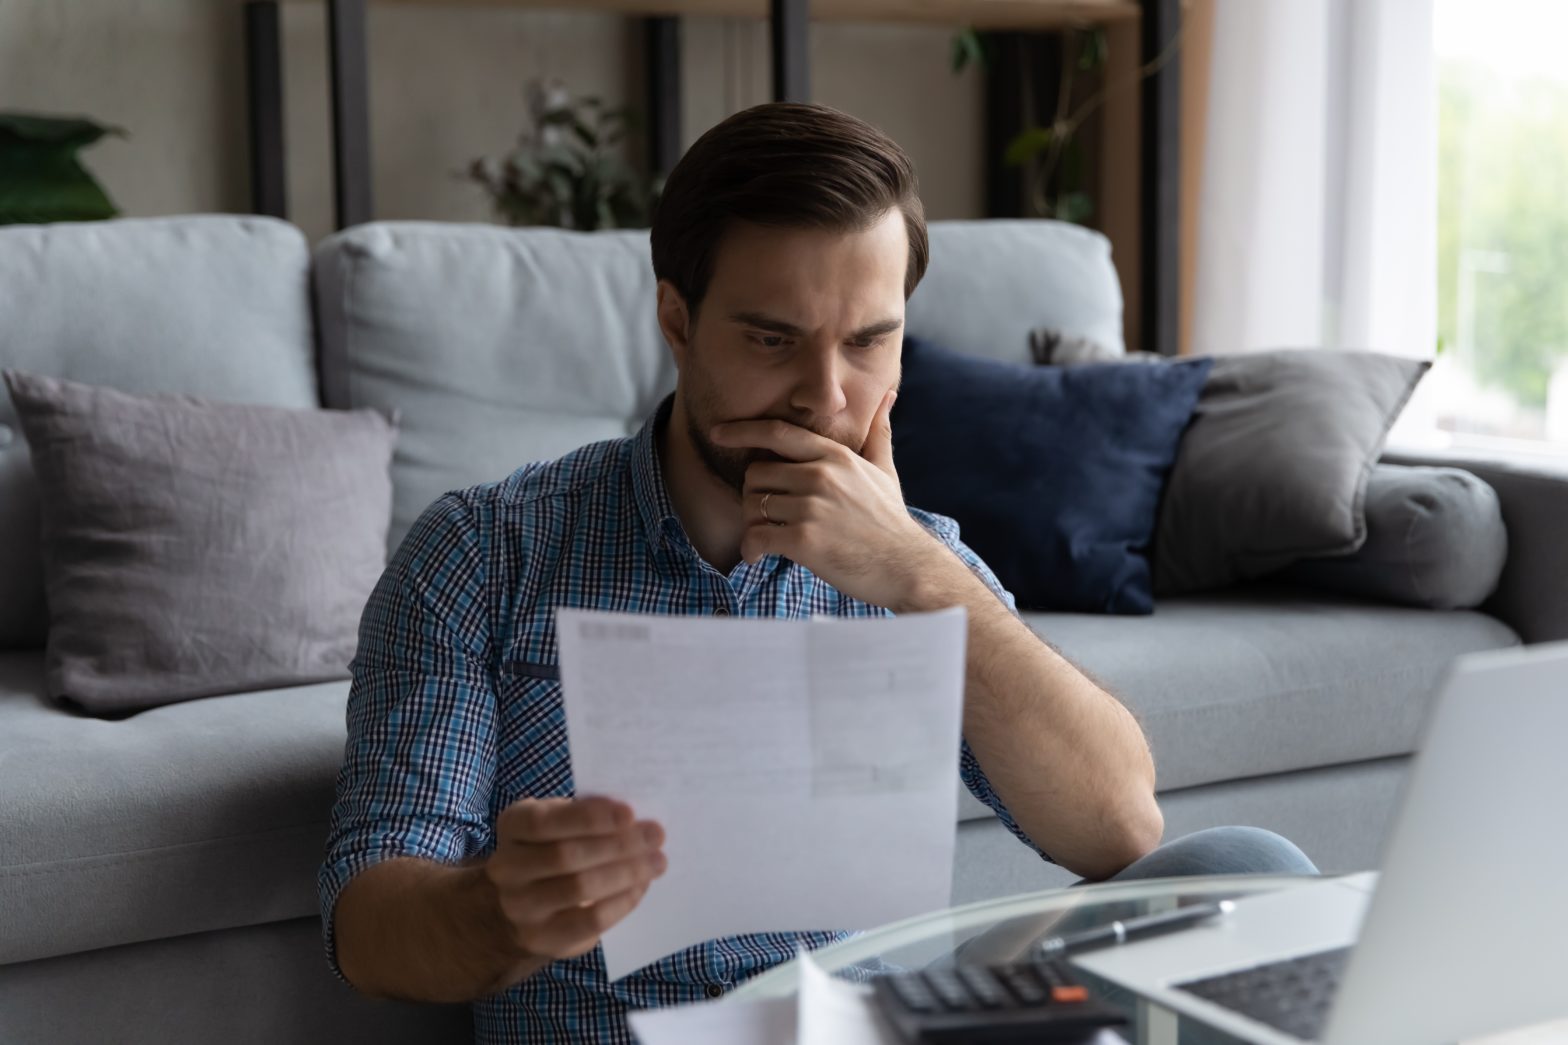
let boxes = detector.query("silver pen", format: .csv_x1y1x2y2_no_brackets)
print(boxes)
1037,899,1236,959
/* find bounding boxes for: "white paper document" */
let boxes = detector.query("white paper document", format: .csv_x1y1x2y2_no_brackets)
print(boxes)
557,607,968,980
625,949,894,1045
796,948,901,1045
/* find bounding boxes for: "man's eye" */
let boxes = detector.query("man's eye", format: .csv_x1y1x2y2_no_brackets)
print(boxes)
752,334,787,349
849,338,881,350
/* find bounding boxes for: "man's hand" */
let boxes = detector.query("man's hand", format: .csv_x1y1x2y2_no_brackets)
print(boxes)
483,796,667,963
710,389,951,610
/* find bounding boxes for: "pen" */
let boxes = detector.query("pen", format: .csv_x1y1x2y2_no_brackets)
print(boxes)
1036,899,1235,959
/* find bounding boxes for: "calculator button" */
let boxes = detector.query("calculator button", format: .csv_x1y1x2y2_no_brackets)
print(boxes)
1051,985,1089,1004
921,970,973,1011
888,976,938,1013
995,967,1049,1005
956,967,1008,1009
1038,961,1071,987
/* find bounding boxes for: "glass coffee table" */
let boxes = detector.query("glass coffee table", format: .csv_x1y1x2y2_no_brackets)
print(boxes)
732,873,1325,1044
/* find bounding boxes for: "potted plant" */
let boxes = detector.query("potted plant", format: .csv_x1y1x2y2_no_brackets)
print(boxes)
467,80,660,230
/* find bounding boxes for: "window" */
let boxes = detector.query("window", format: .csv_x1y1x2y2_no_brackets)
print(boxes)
1416,0,1568,451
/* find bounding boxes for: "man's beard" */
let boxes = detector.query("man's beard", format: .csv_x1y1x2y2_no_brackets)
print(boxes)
686,411,760,496
682,385,852,497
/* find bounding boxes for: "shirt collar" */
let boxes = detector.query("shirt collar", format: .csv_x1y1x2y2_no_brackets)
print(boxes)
630,394,684,558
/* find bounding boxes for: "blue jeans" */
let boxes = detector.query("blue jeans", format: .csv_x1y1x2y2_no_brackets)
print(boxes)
937,827,1318,969
1095,825,1319,883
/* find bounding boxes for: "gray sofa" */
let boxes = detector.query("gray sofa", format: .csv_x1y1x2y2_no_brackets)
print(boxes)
1,215,1562,1044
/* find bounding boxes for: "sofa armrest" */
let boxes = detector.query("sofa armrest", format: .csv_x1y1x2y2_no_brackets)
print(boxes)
1381,447,1568,643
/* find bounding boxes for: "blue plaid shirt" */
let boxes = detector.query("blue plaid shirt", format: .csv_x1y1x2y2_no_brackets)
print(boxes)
320,397,1039,1043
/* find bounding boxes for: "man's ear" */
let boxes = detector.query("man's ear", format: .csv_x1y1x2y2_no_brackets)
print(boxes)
656,281,693,369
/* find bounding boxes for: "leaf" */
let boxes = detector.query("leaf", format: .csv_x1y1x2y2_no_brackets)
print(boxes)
0,112,123,224
469,86,660,228
1054,190,1094,225
1003,126,1053,168
950,28,986,74
1077,28,1109,72
0,112,124,149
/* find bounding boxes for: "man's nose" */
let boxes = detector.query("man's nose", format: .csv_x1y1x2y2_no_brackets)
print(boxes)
789,343,848,419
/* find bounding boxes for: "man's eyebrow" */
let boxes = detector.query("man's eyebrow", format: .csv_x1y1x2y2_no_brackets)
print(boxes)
848,317,905,340
727,311,904,341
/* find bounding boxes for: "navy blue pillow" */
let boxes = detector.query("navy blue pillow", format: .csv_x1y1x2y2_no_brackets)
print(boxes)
892,337,1212,614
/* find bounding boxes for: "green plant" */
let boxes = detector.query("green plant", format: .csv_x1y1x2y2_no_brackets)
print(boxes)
0,112,123,225
466,81,660,231
952,23,1179,225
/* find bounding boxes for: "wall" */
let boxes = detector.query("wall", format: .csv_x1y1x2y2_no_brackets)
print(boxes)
0,1,984,244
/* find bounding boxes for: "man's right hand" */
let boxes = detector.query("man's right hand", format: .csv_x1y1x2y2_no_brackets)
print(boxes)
483,796,667,963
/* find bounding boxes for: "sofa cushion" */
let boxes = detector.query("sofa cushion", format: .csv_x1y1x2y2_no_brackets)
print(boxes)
0,652,351,965
1278,464,1508,610
0,216,318,650
904,219,1125,366
315,220,1126,551
5,584,1518,964
1062,585,1515,788
313,222,676,551
894,338,1212,613
6,370,396,714
1153,350,1430,595
954,586,1519,823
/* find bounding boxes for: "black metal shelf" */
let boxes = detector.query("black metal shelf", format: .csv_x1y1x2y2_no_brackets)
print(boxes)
242,0,1178,354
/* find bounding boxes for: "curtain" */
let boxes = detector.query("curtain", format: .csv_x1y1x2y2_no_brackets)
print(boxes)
1191,0,1436,361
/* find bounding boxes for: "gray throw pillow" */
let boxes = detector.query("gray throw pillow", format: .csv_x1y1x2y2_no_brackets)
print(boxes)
1277,464,1507,610
4,369,396,714
1151,350,1429,595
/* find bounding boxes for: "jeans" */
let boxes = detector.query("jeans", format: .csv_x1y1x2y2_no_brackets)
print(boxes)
938,827,1319,970
1096,825,1320,883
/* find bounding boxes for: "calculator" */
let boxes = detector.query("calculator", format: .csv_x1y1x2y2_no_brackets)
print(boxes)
871,958,1128,1044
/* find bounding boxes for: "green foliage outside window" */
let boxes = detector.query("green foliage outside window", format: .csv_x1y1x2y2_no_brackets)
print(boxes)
1437,63,1568,408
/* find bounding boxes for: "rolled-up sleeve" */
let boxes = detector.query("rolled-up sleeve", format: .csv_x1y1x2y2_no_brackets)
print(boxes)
909,507,1055,864
317,493,501,982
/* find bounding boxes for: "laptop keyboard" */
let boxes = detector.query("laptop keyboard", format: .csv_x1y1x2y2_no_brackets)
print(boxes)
1174,946,1353,1042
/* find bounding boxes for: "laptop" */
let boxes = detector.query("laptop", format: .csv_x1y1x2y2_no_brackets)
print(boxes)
1072,641,1568,1045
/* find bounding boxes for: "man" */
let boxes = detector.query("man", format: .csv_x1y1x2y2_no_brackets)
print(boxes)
320,102,1313,1043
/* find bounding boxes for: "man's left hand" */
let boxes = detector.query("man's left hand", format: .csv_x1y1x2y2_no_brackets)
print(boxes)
709,390,954,610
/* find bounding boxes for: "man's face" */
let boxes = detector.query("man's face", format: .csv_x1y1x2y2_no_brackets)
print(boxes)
661,209,908,493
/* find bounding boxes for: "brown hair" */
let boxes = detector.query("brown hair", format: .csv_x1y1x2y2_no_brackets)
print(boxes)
650,102,928,318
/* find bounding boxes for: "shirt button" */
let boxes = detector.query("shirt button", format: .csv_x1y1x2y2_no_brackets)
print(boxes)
704,983,725,999
712,606,731,617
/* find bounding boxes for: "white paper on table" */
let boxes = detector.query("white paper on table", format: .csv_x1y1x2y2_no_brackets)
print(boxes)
797,949,901,1045
625,950,891,1045
557,607,968,980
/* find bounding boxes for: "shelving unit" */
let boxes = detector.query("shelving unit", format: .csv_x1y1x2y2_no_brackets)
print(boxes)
241,0,1180,354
